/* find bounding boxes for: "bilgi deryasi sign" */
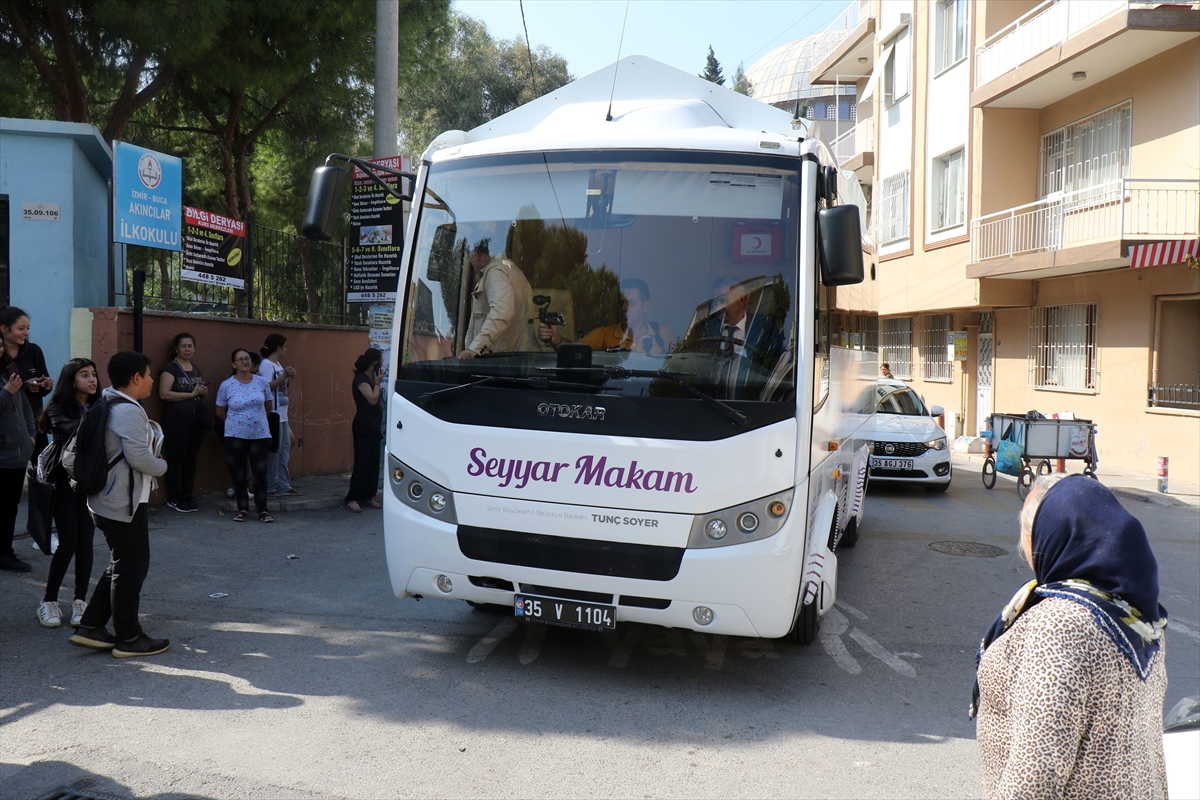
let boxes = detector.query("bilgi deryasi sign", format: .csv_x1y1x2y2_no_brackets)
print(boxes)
347,155,409,303
182,206,246,289
114,142,182,251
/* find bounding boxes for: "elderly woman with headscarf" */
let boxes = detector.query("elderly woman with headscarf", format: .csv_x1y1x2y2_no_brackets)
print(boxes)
970,473,1169,800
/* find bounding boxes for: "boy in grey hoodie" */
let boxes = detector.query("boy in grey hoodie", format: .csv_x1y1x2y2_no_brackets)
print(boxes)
69,352,170,657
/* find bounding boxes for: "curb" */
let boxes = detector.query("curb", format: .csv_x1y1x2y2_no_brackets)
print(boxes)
1109,486,1191,508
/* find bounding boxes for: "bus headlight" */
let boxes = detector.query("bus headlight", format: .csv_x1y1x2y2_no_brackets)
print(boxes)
388,455,457,523
688,488,795,549
429,493,447,512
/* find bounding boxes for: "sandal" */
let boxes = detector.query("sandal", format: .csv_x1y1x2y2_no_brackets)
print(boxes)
259,512,275,523
233,511,248,522
344,501,362,514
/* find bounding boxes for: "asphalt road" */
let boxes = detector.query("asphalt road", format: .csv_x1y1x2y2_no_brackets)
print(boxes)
2,455,1197,799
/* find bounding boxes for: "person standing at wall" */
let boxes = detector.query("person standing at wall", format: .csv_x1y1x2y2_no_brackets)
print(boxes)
69,351,170,657
344,349,383,513
159,333,208,513
259,334,299,496
216,348,275,523
1,306,53,461
0,340,35,573
35,358,101,627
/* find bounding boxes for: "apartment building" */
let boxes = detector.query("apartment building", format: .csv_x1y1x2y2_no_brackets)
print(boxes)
808,0,1199,484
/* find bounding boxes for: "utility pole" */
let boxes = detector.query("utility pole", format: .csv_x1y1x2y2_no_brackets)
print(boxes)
374,0,399,157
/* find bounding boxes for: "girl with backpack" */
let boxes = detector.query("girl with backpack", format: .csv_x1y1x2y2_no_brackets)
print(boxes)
35,358,101,627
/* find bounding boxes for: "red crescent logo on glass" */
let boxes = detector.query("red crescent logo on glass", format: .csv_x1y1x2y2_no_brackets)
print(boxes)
751,236,763,249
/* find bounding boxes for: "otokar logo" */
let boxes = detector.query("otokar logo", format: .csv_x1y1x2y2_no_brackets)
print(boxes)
537,403,605,421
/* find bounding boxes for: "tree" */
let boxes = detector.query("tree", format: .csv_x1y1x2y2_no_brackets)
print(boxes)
732,62,753,96
0,0,227,141
397,11,572,155
699,45,724,86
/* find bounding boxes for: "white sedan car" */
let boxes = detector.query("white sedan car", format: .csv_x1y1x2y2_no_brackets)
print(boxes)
869,379,952,492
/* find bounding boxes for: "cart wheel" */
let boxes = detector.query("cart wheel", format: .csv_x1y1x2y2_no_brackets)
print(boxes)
982,457,997,490
1017,467,1035,500
1083,466,1097,480
1037,459,1053,475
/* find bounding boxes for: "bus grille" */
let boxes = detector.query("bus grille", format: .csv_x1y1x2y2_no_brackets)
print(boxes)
457,526,684,582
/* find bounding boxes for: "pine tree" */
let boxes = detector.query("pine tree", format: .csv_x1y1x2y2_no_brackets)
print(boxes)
732,62,753,96
699,45,724,86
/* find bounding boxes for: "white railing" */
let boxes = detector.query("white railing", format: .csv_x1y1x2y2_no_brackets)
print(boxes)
810,0,874,70
970,178,1199,262
975,0,1127,88
831,118,874,165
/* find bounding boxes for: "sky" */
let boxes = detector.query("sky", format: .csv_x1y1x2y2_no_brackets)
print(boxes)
452,0,850,81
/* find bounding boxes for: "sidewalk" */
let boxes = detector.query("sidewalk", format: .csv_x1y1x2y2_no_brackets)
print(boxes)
216,471,382,513
952,451,1200,508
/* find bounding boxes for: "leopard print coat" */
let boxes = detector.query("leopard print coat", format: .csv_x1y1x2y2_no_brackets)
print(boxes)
976,597,1167,800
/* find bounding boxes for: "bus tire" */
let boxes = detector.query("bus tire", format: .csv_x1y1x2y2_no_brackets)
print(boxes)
839,516,859,548
785,598,820,645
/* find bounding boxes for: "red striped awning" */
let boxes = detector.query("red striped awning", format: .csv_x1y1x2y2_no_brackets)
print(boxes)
1129,239,1200,269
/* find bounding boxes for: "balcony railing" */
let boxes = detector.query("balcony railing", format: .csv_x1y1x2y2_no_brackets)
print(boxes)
1149,383,1200,409
975,0,1128,88
830,118,874,166
810,0,874,70
970,178,1200,262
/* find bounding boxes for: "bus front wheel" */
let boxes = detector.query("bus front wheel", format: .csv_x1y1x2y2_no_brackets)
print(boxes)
785,598,820,645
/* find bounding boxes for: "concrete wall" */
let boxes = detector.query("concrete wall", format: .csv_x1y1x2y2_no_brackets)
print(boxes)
993,263,1200,485
84,308,370,501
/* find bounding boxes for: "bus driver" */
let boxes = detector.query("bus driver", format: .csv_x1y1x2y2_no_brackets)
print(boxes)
538,279,674,355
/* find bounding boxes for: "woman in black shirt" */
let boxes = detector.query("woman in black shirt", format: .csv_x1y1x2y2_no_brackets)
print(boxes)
344,349,383,513
1,306,53,460
159,332,209,512
35,358,101,628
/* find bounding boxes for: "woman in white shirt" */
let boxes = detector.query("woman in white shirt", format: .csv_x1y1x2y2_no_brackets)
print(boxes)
259,333,298,496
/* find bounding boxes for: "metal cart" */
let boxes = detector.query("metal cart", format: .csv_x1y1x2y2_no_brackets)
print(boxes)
981,414,1098,499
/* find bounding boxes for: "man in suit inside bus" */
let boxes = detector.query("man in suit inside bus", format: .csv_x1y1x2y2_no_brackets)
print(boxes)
689,276,788,398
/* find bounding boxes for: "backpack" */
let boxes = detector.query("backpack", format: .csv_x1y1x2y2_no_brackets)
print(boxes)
61,395,134,495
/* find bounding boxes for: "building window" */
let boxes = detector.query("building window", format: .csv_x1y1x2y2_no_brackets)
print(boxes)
883,27,910,107
805,104,815,119
921,314,952,381
881,317,913,379
935,0,968,74
932,148,965,231
1149,294,1200,409
1040,101,1132,197
877,170,910,245
1028,304,1098,391
854,313,879,352
826,102,837,120
850,101,857,120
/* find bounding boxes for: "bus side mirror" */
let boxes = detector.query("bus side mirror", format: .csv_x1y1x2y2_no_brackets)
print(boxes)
817,204,865,286
301,165,348,240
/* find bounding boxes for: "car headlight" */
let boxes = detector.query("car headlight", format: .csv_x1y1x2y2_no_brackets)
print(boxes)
925,437,948,451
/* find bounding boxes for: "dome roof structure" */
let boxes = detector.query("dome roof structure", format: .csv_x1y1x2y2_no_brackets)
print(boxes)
746,34,854,108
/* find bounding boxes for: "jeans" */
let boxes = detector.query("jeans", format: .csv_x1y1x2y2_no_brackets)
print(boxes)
266,419,293,493
224,437,270,513
44,475,95,602
0,466,24,557
346,432,381,504
163,413,205,503
79,505,150,641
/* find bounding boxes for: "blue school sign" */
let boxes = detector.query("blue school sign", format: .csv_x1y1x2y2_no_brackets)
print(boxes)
114,141,181,251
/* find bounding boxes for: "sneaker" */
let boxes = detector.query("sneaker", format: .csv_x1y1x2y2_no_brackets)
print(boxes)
112,635,170,658
167,499,184,512
184,498,200,512
37,601,62,628
71,599,87,627
69,626,118,650
0,553,32,572
225,487,235,498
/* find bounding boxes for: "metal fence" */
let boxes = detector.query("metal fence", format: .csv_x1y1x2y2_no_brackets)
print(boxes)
120,223,364,326
1148,383,1200,409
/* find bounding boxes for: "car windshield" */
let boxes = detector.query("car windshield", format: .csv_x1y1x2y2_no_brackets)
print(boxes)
876,385,926,415
399,151,800,408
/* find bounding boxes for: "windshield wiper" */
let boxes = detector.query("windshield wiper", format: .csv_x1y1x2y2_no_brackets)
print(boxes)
418,374,600,407
603,366,749,428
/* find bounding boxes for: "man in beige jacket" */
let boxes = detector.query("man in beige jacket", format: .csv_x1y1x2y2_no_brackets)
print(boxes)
458,238,537,359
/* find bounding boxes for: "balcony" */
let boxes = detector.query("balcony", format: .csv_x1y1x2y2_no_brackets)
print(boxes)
967,179,1200,279
810,0,876,85
972,1,1199,108
830,118,874,180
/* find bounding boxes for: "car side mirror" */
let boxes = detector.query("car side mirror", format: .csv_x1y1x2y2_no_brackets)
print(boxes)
301,165,348,240
817,204,865,286
929,405,945,417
